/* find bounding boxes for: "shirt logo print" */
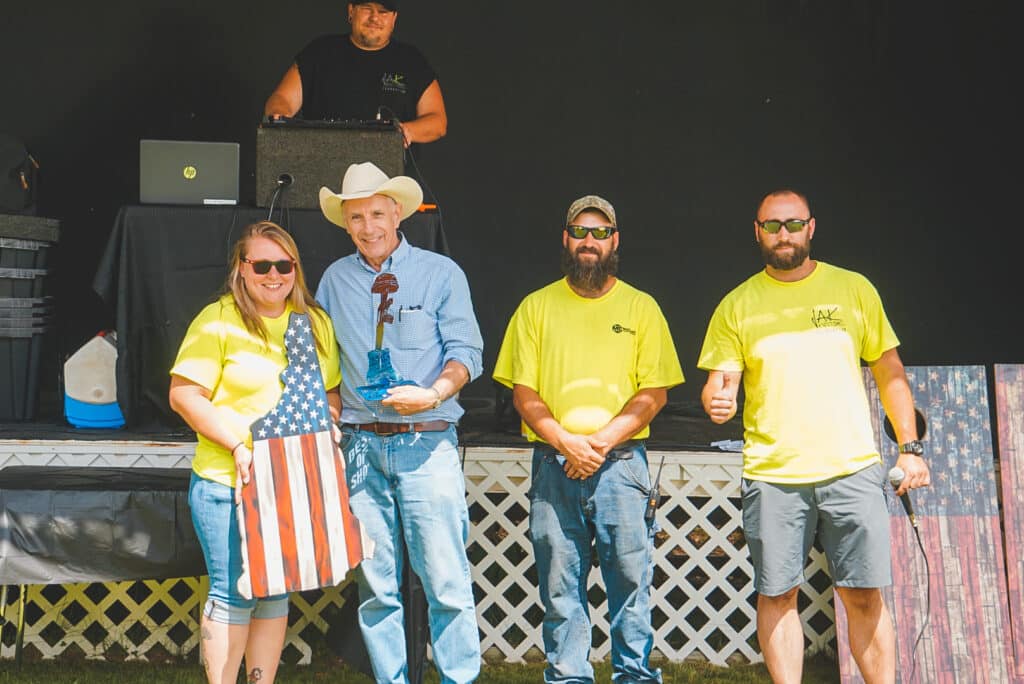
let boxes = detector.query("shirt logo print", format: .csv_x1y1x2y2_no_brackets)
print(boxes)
612,323,636,335
381,73,407,95
811,305,843,328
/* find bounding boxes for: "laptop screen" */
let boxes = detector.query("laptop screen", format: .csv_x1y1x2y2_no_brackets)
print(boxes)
139,140,239,205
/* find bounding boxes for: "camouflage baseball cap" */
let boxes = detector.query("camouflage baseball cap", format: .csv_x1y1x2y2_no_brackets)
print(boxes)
566,195,617,227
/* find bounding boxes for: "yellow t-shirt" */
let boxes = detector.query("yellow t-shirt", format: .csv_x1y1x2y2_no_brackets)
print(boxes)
170,295,341,487
697,262,898,484
493,278,684,441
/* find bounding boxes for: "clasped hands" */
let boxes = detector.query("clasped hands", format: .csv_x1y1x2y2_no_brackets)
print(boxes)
559,433,611,480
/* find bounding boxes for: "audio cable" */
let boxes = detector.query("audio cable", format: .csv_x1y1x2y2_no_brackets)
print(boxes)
266,173,293,230
899,495,930,684
376,105,445,240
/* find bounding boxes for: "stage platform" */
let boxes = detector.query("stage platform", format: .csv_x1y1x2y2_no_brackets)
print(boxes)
0,397,744,452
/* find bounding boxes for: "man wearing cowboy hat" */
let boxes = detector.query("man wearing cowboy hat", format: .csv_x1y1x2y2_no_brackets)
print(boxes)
316,161,482,683
264,1,446,148
493,195,684,683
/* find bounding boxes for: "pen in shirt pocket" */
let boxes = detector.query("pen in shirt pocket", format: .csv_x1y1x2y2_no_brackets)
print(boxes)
398,305,422,321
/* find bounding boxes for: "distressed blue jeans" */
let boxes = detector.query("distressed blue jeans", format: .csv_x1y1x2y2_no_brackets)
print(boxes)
188,472,289,624
529,442,662,684
340,424,480,684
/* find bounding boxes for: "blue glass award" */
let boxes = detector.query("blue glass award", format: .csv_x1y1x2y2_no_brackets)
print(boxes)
356,273,417,401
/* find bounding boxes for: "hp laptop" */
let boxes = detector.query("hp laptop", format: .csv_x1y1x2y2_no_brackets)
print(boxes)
139,139,239,205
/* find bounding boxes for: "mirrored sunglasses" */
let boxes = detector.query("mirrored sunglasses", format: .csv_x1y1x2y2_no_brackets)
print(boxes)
566,225,617,240
757,218,811,234
242,258,295,275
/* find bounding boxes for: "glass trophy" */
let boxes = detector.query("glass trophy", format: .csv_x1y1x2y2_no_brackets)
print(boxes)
356,273,417,401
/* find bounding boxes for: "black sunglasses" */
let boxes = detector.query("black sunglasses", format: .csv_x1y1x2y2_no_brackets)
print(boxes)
757,218,811,234
566,225,617,240
242,257,295,275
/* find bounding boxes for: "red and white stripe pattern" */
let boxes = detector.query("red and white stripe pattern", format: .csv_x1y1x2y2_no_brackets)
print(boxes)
236,312,373,600
837,366,1015,683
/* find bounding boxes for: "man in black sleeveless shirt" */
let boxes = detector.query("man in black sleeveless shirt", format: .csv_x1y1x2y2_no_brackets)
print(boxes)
264,2,447,148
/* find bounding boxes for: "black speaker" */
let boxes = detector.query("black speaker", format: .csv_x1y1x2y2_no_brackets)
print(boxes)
255,123,405,209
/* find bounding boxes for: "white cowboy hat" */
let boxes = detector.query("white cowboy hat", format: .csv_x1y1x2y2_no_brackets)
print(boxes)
319,162,423,229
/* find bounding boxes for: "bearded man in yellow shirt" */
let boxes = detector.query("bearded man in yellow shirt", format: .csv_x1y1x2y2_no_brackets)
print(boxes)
494,195,684,683
698,189,931,684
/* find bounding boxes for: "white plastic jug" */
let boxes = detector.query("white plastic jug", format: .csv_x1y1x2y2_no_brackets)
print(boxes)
64,331,118,405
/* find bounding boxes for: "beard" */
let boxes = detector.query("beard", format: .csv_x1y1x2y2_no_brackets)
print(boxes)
760,239,810,271
561,244,619,293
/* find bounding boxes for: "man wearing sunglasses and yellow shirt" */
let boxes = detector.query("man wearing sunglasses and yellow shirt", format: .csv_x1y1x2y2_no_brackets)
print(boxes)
698,189,930,684
494,195,684,684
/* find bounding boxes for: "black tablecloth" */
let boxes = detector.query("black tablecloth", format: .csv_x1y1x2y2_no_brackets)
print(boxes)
92,204,447,427
0,466,203,584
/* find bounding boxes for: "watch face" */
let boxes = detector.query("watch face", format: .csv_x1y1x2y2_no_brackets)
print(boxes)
901,440,924,455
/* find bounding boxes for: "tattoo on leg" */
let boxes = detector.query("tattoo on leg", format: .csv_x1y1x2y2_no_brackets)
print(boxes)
199,627,211,671
247,667,263,682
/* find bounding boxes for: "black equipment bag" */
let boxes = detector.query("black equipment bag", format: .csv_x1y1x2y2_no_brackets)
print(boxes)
0,134,39,214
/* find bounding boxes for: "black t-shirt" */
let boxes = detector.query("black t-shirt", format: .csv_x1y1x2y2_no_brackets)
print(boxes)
295,35,437,122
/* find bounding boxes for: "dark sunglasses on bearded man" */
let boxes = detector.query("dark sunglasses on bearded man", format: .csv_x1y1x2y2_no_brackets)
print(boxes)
756,218,811,234
566,225,617,240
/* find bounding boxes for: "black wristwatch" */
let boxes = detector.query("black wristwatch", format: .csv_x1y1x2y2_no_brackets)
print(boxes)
898,440,925,456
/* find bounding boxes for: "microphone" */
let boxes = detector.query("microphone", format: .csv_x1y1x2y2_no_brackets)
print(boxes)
888,466,918,528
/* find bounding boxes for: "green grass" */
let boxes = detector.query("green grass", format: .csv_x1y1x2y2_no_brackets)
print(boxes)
0,654,840,683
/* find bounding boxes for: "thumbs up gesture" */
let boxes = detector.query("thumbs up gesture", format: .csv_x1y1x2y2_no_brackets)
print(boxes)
706,372,739,424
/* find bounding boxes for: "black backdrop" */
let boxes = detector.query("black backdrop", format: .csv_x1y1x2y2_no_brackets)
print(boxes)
2,0,1021,414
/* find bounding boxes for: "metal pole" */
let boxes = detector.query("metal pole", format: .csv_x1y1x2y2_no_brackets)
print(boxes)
15,584,26,668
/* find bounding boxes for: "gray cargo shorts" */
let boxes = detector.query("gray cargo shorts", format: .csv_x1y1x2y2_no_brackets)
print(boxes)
741,462,892,596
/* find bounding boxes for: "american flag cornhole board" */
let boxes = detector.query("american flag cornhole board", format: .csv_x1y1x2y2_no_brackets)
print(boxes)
237,312,374,600
835,365,1013,683
995,364,1024,681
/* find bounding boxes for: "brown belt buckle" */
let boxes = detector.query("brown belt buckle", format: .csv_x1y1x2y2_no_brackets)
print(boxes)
377,422,410,435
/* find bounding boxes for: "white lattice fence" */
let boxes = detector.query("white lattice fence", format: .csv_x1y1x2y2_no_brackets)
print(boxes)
1,442,836,664
2,578,204,660
0,440,194,470
465,448,835,666
0,579,354,662
463,448,541,663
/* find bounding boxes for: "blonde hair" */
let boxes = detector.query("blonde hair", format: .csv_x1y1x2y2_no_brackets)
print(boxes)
225,221,329,354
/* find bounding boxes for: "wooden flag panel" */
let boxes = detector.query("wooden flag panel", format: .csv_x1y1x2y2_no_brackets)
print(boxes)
837,365,1014,683
237,312,373,600
995,364,1024,680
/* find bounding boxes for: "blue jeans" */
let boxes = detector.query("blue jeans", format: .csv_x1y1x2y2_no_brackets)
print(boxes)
529,443,661,684
340,425,480,684
188,472,289,624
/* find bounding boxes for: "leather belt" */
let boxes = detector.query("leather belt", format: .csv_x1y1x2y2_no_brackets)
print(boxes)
607,439,645,460
347,420,451,435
